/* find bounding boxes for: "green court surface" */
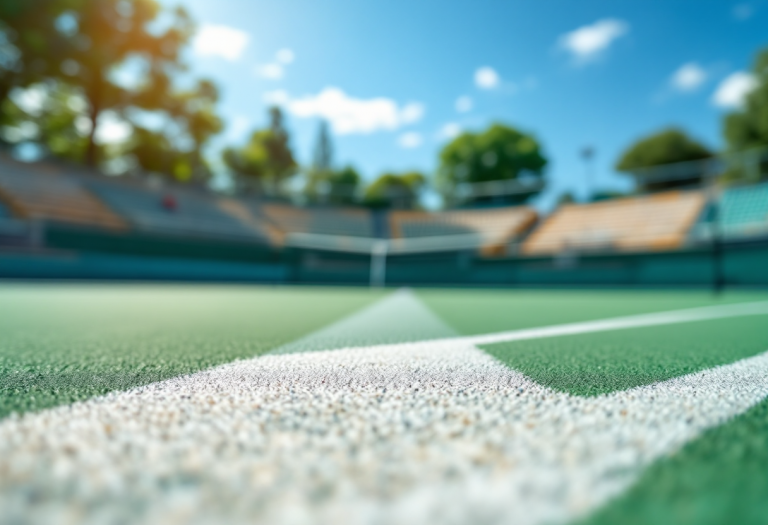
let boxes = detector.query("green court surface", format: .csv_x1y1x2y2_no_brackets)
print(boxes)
2,285,764,419
1,284,767,525
0,285,385,418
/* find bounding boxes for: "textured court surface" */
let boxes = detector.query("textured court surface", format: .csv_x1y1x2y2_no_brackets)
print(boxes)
1,285,767,525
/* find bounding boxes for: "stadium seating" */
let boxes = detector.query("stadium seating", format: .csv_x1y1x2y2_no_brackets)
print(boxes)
389,207,538,255
86,179,262,240
252,203,375,238
0,155,126,230
523,190,705,255
719,183,768,238
216,198,285,244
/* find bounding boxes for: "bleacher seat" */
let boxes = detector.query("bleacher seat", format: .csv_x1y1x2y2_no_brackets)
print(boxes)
0,155,126,230
86,179,262,240
523,190,705,255
216,198,284,244
389,207,538,255
252,203,375,238
719,183,768,238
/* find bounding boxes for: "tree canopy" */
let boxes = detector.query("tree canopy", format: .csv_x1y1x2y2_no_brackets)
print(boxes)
306,166,361,206
223,107,298,193
724,48,768,152
0,0,222,181
722,48,768,181
615,128,713,191
437,123,547,205
364,171,425,209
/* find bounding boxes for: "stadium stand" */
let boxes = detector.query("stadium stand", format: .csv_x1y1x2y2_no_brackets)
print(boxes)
523,190,706,255
0,154,126,230
389,207,538,255
85,179,263,241
253,203,375,238
719,182,768,238
216,198,285,244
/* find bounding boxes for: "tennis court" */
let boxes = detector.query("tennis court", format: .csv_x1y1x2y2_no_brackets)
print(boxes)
1,285,767,524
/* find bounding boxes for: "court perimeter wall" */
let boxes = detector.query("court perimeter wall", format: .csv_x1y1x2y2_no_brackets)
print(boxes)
0,223,766,287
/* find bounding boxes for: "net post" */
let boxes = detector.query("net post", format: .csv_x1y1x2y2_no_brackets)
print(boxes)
370,240,388,288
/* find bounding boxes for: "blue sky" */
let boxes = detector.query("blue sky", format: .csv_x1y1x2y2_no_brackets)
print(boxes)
159,0,768,208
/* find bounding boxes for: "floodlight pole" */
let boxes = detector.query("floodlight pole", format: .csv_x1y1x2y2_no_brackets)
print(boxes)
370,240,388,288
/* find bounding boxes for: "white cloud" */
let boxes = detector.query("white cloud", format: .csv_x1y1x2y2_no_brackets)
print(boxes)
712,72,758,108
671,62,707,92
193,24,249,61
439,122,462,140
263,89,290,105
455,96,473,113
475,67,500,89
400,102,425,124
276,48,295,64
398,132,423,149
258,63,284,80
733,3,753,20
257,49,296,80
287,87,425,135
559,19,628,63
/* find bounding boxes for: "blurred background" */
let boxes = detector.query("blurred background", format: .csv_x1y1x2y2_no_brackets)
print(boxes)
0,0,767,287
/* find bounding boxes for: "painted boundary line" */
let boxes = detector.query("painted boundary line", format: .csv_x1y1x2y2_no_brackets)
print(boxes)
324,299,768,354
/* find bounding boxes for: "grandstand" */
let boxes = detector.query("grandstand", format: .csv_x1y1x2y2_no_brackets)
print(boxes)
389,207,537,256
690,182,768,241
0,153,126,230
84,179,263,241
254,202,376,238
523,190,706,255
0,154,767,286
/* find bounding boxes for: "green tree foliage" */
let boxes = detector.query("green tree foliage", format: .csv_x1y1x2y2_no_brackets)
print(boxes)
306,166,361,206
722,48,768,181
615,128,713,191
364,171,425,209
0,0,222,181
312,120,333,173
223,107,297,193
128,79,222,181
437,123,547,205
303,120,360,205
724,49,768,151
0,0,75,118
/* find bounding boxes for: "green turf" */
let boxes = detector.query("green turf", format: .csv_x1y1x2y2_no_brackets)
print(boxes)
419,289,768,335
482,315,768,396
580,396,768,525
0,285,384,419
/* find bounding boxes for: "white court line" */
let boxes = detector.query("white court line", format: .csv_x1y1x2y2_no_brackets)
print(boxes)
322,299,768,353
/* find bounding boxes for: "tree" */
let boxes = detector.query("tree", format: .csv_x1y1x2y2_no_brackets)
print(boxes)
0,0,75,125
437,123,547,206
312,120,333,173
223,106,297,193
364,171,425,209
723,48,768,181
306,165,361,205
128,79,223,181
0,0,222,179
615,128,713,191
